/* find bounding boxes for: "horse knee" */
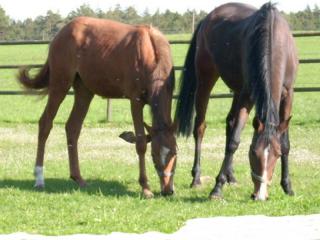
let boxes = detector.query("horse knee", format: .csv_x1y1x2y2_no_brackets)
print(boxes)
135,136,147,155
193,121,206,139
281,142,290,155
227,140,240,154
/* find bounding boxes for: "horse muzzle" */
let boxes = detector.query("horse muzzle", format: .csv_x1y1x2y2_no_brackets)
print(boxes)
159,170,175,196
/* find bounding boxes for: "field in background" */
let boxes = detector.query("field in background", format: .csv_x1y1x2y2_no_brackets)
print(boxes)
0,35,319,234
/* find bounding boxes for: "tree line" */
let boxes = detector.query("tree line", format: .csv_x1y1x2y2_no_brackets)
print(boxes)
0,4,319,41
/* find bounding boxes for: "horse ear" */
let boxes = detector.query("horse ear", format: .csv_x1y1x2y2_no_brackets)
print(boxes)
253,116,264,133
119,131,152,144
278,116,292,134
119,131,136,144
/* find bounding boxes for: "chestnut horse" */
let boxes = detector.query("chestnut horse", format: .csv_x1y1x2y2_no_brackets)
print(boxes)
18,17,177,198
175,3,298,200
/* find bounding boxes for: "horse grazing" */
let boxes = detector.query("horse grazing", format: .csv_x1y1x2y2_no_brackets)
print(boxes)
18,17,177,198
175,3,298,200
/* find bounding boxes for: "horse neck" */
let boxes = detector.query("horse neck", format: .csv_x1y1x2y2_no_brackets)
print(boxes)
246,3,282,138
150,84,172,131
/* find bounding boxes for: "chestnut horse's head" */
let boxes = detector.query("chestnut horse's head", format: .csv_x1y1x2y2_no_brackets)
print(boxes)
249,117,291,200
119,122,177,196
146,123,177,196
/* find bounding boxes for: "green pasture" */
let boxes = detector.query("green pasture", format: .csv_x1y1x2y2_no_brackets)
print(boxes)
0,35,319,234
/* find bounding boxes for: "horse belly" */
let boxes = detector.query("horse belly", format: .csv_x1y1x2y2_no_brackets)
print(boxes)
78,70,127,98
87,78,127,98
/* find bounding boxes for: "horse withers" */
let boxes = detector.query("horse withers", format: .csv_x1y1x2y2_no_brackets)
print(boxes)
18,17,177,198
175,3,298,200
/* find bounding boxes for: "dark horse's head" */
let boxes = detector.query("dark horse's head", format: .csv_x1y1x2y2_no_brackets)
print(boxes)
249,117,291,200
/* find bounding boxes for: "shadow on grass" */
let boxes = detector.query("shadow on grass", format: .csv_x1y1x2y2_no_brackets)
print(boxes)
0,178,138,197
293,119,320,126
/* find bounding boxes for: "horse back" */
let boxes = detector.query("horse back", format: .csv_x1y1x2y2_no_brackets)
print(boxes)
198,3,298,94
198,3,257,90
48,17,169,99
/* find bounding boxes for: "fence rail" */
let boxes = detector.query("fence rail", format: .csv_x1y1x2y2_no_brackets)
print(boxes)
1,32,320,120
1,31,320,46
1,57,320,70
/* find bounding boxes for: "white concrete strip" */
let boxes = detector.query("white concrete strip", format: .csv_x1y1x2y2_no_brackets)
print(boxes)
1,215,319,240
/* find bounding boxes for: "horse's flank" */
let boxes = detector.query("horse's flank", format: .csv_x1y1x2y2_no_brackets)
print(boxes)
19,17,173,102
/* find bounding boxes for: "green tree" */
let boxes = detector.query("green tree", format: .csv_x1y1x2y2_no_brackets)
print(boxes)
67,4,97,20
0,5,10,40
43,11,64,40
123,6,139,24
313,5,320,29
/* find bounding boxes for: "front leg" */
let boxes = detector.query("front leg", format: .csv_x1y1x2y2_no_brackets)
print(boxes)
210,95,253,199
280,129,294,196
130,99,153,198
279,90,294,196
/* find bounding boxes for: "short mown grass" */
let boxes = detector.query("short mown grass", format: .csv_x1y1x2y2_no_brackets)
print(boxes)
0,122,319,235
0,34,319,235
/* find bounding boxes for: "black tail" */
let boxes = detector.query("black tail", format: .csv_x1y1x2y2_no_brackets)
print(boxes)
174,21,202,137
246,2,279,138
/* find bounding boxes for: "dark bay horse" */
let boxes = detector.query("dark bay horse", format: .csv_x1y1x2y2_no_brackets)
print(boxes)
175,3,298,200
18,17,177,198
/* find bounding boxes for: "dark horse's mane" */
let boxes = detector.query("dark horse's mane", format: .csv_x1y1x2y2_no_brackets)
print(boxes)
246,2,279,140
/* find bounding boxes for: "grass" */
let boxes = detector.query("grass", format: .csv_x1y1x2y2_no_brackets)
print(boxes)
0,34,319,235
0,124,319,234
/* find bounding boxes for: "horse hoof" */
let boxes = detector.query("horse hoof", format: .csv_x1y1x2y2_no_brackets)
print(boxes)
190,180,202,188
142,189,154,199
78,181,87,188
286,189,295,196
209,188,223,200
228,181,238,186
227,175,237,185
209,193,223,200
70,176,87,187
34,183,45,189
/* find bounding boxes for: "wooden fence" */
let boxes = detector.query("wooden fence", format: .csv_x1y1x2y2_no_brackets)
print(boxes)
0,32,320,120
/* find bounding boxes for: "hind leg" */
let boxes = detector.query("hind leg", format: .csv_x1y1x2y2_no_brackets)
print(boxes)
191,59,219,188
210,94,253,198
34,81,71,188
65,78,93,187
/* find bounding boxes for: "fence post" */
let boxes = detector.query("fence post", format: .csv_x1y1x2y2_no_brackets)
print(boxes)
192,11,195,33
106,99,112,122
